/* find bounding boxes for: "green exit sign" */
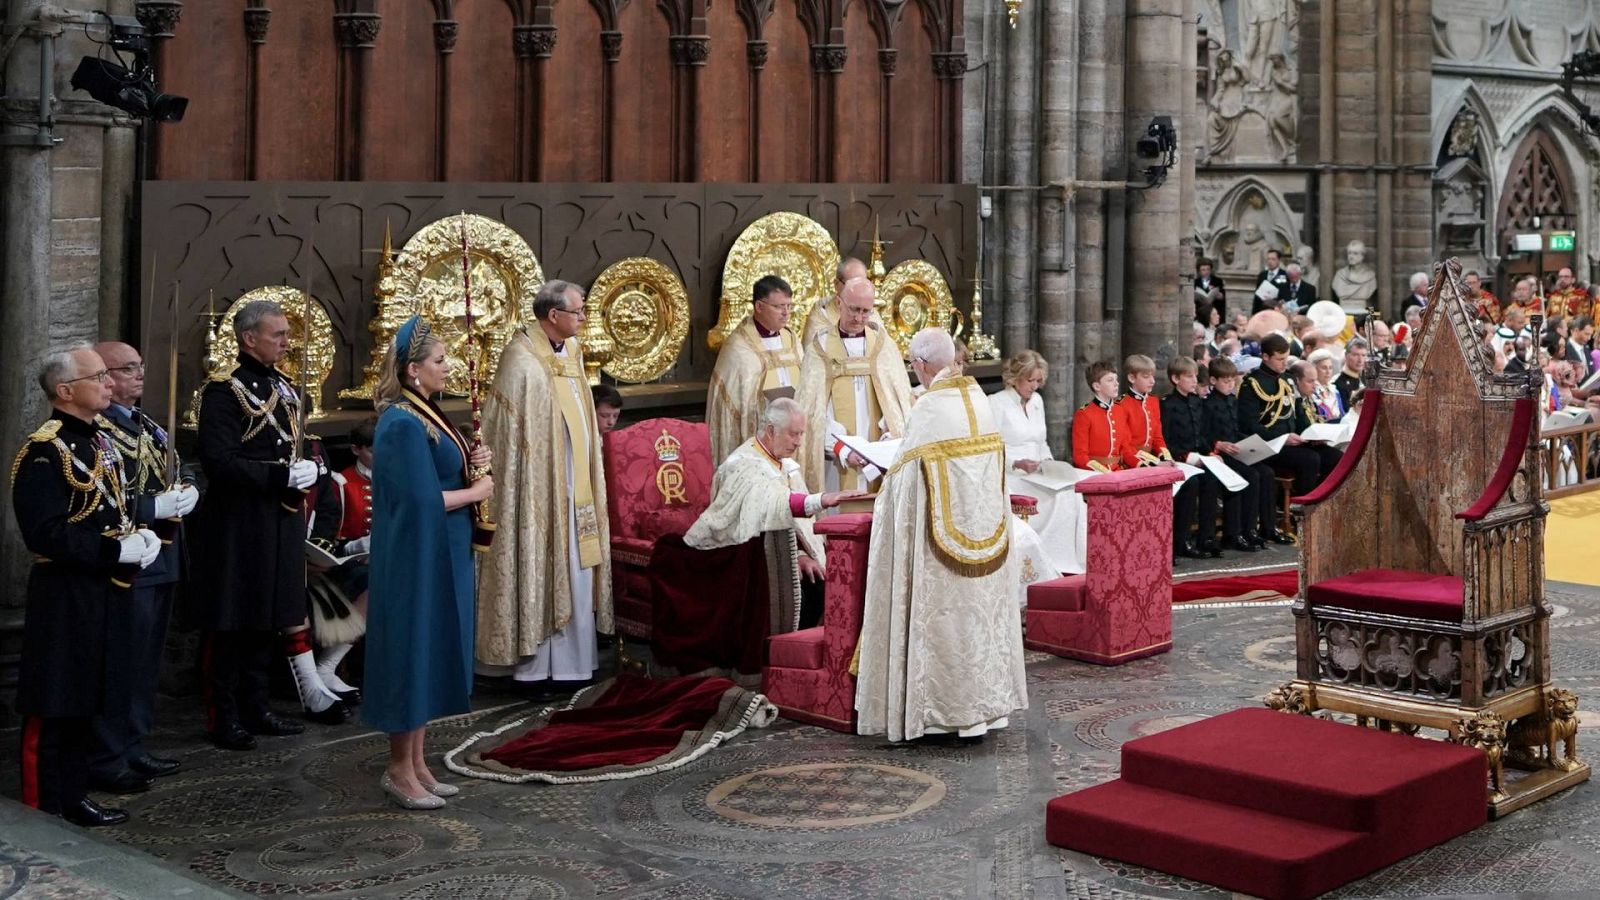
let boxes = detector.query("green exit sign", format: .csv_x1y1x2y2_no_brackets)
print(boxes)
1549,231,1576,252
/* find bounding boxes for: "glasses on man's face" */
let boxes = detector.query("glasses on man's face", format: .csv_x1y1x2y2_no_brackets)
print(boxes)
65,369,111,385
556,307,587,320
758,298,793,314
109,363,146,376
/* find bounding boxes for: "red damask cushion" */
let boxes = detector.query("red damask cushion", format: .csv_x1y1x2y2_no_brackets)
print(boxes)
634,506,703,544
767,627,826,670
1307,568,1464,622
1029,575,1087,612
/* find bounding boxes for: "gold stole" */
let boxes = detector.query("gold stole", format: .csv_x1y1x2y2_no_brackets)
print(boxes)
823,330,885,491
741,320,802,396
532,334,603,568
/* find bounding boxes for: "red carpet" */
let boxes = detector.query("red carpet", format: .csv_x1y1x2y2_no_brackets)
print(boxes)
1046,707,1486,899
445,675,777,784
1171,567,1299,604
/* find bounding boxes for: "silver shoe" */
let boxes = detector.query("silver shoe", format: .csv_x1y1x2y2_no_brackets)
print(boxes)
422,780,460,797
380,773,445,810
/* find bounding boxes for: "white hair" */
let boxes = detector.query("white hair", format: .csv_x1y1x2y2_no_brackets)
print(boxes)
1286,263,1302,275
908,327,955,370
760,396,804,430
36,343,92,397
1409,272,1429,291
1307,347,1339,367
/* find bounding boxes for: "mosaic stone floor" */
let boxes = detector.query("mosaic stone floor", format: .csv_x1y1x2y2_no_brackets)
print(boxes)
5,576,1600,899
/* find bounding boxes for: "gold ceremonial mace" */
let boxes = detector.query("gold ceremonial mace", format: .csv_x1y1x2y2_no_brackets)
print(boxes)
460,217,497,551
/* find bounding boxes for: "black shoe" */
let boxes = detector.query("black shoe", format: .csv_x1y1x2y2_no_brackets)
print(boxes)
333,687,362,705
89,769,151,794
1228,536,1260,553
1246,533,1268,550
1266,531,1297,545
130,754,181,778
243,711,305,736
1176,542,1209,560
63,797,128,827
1200,541,1224,559
210,722,257,751
303,700,352,725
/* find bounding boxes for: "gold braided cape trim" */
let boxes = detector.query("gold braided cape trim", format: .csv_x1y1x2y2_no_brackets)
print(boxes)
392,401,441,443
1246,372,1293,429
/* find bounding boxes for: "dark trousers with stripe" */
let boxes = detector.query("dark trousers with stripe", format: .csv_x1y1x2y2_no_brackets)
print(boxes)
1220,456,1275,538
90,583,174,777
202,630,275,731
21,716,90,814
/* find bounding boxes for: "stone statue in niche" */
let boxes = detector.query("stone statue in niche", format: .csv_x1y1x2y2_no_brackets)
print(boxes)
1207,49,1250,158
1242,0,1290,85
1265,53,1297,161
1330,240,1378,311
1238,222,1270,273
1447,109,1479,158
1295,245,1320,289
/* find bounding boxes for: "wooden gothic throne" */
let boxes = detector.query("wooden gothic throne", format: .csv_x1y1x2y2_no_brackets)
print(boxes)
1269,258,1589,818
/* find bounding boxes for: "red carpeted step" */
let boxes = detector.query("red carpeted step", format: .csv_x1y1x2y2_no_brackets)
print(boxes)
1119,708,1486,833
1047,780,1366,900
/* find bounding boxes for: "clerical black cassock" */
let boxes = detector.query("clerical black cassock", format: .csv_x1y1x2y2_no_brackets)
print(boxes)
11,411,132,816
1160,389,1217,555
1203,387,1273,542
90,403,187,782
195,352,310,738
1237,364,1341,497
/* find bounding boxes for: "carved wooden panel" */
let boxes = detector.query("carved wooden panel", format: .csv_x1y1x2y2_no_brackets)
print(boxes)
139,181,976,425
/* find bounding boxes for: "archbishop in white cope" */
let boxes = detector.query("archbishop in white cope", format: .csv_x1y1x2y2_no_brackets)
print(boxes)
854,328,1028,742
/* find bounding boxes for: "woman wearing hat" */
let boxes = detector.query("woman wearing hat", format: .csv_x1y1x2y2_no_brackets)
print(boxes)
365,316,493,810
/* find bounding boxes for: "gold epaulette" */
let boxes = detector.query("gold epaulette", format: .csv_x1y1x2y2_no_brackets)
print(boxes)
29,419,62,442
209,367,235,383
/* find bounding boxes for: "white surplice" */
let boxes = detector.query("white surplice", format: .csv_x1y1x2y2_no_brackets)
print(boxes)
988,387,1089,575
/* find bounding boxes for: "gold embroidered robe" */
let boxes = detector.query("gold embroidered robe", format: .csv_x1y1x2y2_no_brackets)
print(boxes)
796,325,914,492
706,317,805,466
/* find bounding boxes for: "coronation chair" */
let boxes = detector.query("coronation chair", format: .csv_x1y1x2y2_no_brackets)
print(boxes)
1270,259,1589,817
602,418,715,646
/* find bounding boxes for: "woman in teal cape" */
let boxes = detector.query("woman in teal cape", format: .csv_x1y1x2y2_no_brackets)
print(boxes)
365,316,493,809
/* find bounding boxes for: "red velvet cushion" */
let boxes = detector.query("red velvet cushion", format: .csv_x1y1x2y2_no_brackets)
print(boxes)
1307,569,1464,622
767,627,826,670
1029,575,1087,612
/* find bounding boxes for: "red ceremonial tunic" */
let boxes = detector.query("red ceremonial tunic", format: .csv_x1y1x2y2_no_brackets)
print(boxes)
337,463,373,540
1071,398,1125,471
1113,392,1169,468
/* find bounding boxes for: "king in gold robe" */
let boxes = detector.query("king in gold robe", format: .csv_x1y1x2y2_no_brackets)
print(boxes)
707,314,805,466
476,290,613,684
796,290,913,493
854,329,1027,742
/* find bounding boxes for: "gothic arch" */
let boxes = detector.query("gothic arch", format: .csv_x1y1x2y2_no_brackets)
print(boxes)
1199,177,1299,278
1431,80,1500,169
1494,124,1577,251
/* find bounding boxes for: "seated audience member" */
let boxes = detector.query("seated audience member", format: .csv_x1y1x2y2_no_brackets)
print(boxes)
1306,348,1346,421
1072,361,1124,472
592,384,623,434
1570,316,1595,381
1205,357,1273,547
1393,305,1423,362
1238,334,1341,498
1161,358,1220,560
1113,355,1171,468
1333,337,1367,410
990,351,1086,576
1369,319,1396,363
1288,360,1345,486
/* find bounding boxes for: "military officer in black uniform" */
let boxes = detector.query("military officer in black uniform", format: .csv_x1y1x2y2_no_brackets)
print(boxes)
195,299,322,750
87,341,198,793
1237,333,1342,499
11,345,162,826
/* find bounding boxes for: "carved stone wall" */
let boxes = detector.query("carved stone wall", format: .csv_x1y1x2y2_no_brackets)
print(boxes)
1201,0,1301,165
136,181,977,426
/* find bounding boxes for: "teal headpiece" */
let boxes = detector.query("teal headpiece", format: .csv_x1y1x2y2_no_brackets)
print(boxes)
395,315,432,363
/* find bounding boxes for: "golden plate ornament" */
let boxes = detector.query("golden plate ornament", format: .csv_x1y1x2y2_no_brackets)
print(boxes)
711,211,840,351
879,260,957,358
588,257,690,383
391,213,545,397
211,285,337,419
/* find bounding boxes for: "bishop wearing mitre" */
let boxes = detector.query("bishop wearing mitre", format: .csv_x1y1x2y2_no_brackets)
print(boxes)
802,257,869,344
707,275,806,466
855,328,1027,743
476,280,613,689
797,277,915,492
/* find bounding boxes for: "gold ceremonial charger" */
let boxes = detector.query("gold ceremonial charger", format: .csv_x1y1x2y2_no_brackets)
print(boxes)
390,213,545,397
879,260,956,358
587,257,690,383
710,212,840,351
209,285,337,420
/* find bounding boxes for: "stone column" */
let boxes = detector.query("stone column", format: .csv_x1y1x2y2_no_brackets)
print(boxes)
1074,0,1124,384
1000,2,1038,358
1037,0,1079,431
1120,0,1186,366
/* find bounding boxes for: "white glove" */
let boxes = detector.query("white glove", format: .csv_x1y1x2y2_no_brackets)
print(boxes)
344,535,371,556
288,459,319,490
117,533,145,564
153,489,181,519
137,528,161,567
175,484,200,516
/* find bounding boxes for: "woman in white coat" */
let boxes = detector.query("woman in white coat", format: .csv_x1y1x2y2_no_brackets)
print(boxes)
988,351,1091,575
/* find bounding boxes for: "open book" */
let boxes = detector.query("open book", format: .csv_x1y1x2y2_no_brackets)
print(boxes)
1016,459,1095,493
1231,433,1288,466
1301,413,1358,447
834,434,904,472
306,541,367,568
1185,453,1249,492
1580,367,1600,393
1543,407,1592,432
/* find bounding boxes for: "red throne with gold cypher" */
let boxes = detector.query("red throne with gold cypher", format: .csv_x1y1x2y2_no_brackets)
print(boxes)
1272,258,1589,817
602,418,715,641
762,513,872,732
